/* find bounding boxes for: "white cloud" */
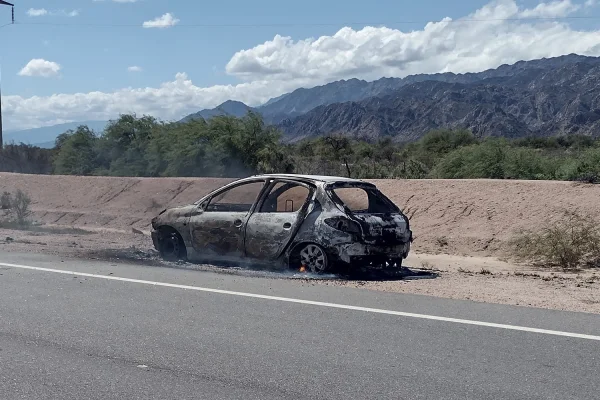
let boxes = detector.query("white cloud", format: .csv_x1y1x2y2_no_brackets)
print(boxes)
225,0,599,83
6,0,600,130
4,73,278,130
27,8,79,17
128,66,143,72
519,0,580,17
27,8,48,17
17,59,62,78
585,0,597,6
142,13,179,28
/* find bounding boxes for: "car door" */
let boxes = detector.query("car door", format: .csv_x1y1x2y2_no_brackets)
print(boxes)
189,180,267,259
244,180,313,260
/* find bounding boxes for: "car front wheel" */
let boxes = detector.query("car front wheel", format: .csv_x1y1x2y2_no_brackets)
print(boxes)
158,228,187,262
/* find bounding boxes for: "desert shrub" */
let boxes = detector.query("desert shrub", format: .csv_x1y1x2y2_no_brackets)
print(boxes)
566,148,600,183
511,210,600,269
12,190,32,226
503,148,559,180
0,190,33,228
429,139,508,179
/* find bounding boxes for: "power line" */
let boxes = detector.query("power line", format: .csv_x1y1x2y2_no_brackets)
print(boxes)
8,15,600,29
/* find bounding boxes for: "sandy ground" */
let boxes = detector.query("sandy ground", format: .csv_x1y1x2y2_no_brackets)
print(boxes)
0,173,599,314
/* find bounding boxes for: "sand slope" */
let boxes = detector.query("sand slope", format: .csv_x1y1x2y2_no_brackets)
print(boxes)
1,173,599,255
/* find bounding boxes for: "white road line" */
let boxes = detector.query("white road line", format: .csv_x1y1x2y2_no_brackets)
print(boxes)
2,261,599,342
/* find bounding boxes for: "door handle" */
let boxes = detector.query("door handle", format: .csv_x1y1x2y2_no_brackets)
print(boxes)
283,222,292,229
233,219,243,228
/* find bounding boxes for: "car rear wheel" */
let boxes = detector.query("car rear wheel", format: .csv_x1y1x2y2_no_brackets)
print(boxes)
298,243,328,273
389,257,403,268
158,228,186,262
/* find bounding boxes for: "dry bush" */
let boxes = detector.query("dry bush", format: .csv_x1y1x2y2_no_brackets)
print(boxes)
0,190,33,228
511,210,600,269
12,190,32,226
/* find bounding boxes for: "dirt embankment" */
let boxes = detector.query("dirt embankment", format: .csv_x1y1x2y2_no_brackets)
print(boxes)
1,173,599,313
1,173,599,256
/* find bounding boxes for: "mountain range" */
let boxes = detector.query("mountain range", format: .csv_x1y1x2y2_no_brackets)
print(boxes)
182,53,600,142
7,54,600,146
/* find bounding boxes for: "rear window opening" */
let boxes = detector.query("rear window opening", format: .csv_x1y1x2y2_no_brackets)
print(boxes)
329,186,398,214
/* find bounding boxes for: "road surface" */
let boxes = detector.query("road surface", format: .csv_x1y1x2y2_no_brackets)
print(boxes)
0,251,599,400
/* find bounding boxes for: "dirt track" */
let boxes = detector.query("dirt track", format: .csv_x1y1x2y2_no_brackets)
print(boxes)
0,173,599,313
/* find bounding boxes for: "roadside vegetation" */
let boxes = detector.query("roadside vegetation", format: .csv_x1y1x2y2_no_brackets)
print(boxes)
0,189,33,228
0,112,599,182
512,210,600,270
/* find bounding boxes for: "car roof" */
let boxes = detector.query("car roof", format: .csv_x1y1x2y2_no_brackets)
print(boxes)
246,174,367,184
193,174,377,204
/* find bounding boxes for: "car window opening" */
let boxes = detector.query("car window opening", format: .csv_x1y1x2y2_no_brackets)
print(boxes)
205,181,265,213
260,182,311,213
330,186,397,214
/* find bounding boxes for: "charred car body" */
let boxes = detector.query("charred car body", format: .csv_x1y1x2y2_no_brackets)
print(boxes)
151,174,413,273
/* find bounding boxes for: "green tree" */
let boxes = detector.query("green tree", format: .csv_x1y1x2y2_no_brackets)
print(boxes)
53,126,99,175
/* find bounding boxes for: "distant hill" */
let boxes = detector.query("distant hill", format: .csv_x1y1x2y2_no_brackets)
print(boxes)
180,100,255,123
5,120,108,148
278,55,600,141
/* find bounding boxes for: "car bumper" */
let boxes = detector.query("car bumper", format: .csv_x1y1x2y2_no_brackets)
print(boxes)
334,241,411,264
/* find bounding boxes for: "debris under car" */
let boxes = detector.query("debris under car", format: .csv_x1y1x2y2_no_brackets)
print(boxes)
150,174,413,274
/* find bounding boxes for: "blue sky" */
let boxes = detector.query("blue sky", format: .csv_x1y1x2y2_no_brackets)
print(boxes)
3,0,499,96
2,0,600,130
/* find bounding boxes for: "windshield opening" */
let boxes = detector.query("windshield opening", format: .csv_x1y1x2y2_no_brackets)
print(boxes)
328,185,398,214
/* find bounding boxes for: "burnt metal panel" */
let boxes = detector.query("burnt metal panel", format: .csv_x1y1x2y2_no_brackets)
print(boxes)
244,179,315,260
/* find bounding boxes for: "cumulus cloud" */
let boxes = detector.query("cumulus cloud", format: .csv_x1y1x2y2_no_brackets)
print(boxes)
519,0,580,17
27,8,79,17
6,0,600,130
4,73,279,130
17,59,62,78
27,8,48,17
128,66,143,72
226,0,597,83
142,13,179,28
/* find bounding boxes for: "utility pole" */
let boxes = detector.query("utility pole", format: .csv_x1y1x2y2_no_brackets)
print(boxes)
0,1,14,148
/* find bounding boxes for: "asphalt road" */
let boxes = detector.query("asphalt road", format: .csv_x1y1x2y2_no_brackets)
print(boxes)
0,251,599,400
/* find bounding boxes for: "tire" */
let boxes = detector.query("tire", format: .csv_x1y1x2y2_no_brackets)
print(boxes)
293,243,329,274
158,228,186,262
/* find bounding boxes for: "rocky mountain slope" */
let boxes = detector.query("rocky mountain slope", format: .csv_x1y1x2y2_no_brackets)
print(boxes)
260,54,598,124
278,55,600,141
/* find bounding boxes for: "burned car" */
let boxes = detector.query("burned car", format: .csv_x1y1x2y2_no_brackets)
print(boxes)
151,174,413,273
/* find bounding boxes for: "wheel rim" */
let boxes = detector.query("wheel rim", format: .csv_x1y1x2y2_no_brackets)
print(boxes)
299,244,326,273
